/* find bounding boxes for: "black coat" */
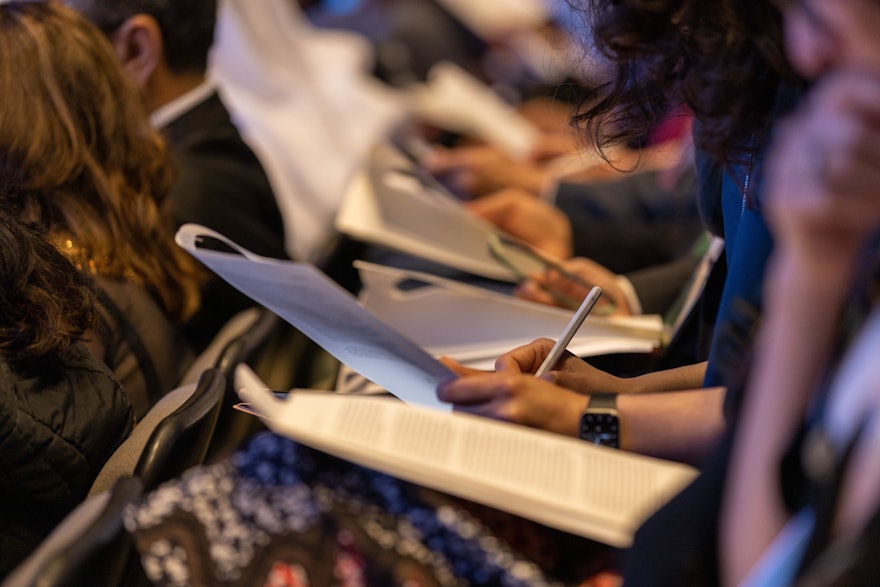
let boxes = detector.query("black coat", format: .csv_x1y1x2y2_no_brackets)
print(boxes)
0,343,133,577
162,91,289,352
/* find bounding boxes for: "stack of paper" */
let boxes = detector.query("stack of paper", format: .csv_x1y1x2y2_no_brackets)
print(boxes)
180,224,697,547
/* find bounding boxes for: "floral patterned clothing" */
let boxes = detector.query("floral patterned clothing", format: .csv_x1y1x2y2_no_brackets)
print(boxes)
125,432,612,586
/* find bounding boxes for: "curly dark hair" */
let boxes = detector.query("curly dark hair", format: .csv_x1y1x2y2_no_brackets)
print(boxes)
568,0,803,166
0,211,97,366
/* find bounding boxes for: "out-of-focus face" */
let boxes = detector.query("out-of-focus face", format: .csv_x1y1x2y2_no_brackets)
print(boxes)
779,0,880,79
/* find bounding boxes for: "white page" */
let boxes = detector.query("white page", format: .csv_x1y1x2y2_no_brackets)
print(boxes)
356,261,664,365
176,224,452,410
336,144,546,282
403,62,542,160
238,379,698,547
434,0,549,39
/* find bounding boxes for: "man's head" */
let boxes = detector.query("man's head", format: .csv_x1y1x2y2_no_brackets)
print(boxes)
64,0,216,95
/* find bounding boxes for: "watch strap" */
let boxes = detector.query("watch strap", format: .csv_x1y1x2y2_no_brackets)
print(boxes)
587,392,616,410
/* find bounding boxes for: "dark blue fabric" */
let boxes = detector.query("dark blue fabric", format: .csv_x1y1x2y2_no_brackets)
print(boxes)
703,154,774,389
701,84,805,390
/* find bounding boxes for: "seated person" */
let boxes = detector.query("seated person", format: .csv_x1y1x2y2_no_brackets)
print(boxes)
625,1,880,583
423,102,703,321
115,4,801,582
436,0,801,468
722,0,880,583
463,140,700,267
466,182,706,319
65,0,290,352
0,1,203,419
422,103,694,201
0,208,133,577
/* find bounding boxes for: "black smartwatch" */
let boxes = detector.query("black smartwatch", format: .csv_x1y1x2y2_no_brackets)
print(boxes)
579,393,621,448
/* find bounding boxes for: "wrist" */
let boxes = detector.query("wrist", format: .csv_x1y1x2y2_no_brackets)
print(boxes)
767,252,856,304
579,393,621,448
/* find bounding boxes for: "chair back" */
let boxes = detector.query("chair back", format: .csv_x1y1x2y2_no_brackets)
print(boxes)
3,477,144,587
134,368,225,490
215,306,283,384
177,307,263,387
204,308,284,459
206,305,343,459
89,382,198,496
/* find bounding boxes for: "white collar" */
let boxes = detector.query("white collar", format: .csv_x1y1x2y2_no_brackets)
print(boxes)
150,79,217,130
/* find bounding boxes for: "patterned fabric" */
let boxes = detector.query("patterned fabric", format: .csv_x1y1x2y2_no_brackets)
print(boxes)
125,432,610,587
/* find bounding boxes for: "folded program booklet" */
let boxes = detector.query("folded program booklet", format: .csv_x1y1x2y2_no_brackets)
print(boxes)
356,260,665,369
236,366,698,548
335,143,547,283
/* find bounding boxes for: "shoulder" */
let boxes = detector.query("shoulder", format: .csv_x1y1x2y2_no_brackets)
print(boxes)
0,344,132,573
95,278,194,420
0,344,132,497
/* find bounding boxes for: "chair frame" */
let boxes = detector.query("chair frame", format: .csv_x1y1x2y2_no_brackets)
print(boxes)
24,476,144,587
134,368,225,490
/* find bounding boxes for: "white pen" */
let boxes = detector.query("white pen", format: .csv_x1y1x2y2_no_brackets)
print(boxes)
534,286,603,377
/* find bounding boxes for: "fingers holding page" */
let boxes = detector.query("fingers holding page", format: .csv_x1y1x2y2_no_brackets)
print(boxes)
436,370,588,436
438,356,488,378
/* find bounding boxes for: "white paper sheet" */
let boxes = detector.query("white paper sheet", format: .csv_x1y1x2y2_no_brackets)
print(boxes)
336,143,547,282
403,61,541,160
176,224,453,410
356,261,664,368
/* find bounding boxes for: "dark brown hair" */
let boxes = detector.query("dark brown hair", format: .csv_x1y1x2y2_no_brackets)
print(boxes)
0,211,97,365
568,0,802,165
64,0,218,74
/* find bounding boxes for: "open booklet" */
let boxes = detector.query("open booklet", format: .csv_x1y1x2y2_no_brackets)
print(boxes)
356,260,665,369
335,142,548,282
237,366,698,548
176,223,697,546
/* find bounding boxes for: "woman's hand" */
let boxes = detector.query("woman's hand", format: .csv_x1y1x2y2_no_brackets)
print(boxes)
766,71,880,281
515,257,632,315
466,188,574,259
437,365,589,436
436,338,626,436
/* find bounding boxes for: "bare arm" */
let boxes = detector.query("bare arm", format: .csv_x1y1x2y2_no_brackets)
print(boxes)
440,340,717,462
618,386,726,465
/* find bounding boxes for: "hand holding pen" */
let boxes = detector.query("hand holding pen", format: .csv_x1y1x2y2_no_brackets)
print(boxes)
438,287,608,436
534,286,603,376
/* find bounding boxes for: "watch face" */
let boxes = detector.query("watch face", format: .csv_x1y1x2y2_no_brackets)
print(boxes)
580,410,620,448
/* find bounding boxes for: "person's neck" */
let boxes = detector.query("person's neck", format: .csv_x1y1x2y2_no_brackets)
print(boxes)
147,70,206,113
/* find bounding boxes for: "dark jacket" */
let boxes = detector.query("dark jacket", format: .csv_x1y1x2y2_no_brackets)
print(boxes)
162,91,289,352
0,343,133,577
555,165,702,275
92,277,194,421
